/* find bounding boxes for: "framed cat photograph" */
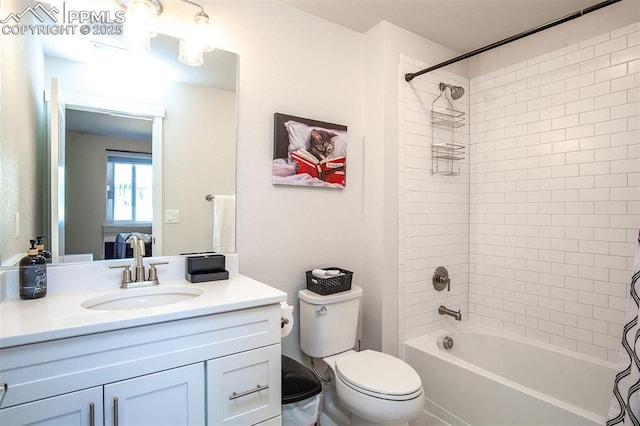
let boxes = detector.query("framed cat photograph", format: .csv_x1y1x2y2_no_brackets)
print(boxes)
272,113,348,188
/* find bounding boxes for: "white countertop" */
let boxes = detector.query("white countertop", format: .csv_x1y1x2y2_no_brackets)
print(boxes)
0,257,287,348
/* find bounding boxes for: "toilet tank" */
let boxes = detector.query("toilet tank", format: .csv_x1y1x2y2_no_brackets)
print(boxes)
298,285,363,358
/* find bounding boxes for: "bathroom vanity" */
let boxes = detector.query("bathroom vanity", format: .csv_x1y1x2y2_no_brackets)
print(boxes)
0,256,286,426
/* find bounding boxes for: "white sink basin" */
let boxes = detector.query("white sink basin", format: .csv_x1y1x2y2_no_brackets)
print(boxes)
81,286,204,311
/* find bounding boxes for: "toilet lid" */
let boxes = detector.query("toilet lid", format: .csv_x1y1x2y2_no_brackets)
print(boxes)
335,350,422,398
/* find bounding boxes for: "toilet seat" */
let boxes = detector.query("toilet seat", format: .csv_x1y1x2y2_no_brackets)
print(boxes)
335,350,423,401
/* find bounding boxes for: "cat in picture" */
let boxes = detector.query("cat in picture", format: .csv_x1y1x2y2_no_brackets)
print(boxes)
308,129,337,161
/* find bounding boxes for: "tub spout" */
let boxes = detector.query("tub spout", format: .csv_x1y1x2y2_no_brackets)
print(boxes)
439,305,462,321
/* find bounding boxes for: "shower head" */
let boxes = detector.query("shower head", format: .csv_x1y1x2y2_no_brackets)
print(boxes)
439,82,465,100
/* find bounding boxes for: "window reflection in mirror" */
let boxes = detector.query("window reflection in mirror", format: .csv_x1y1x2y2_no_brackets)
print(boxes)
106,151,154,224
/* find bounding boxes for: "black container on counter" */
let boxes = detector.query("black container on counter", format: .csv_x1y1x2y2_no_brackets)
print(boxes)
185,254,228,283
19,239,47,299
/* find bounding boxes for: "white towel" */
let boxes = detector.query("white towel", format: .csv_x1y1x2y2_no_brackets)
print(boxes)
212,195,236,252
312,269,342,278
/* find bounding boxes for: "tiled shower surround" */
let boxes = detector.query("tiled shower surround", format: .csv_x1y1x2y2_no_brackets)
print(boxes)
398,61,471,348
400,22,639,362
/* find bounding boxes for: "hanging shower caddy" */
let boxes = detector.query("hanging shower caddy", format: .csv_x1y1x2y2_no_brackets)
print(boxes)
431,82,465,176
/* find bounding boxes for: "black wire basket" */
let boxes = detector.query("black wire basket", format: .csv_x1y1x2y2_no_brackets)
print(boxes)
305,267,353,295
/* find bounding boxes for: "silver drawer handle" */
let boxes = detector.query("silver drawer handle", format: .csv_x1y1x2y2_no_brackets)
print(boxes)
89,402,95,426
113,397,119,426
228,384,269,400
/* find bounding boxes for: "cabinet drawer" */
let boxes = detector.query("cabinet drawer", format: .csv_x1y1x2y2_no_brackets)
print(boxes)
207,344,281,425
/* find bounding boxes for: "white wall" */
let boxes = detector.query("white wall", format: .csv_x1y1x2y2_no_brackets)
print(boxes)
468,21,640,361
161,84,236,255
207,1,365,360
0,0,44,265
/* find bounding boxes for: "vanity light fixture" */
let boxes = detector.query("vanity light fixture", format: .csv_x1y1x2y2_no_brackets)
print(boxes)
116,0,163,53
114,0,214,66
178,0,214,66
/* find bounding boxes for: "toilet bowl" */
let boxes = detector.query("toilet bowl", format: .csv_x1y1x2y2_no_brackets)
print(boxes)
298,285,424,426
324,350,424,425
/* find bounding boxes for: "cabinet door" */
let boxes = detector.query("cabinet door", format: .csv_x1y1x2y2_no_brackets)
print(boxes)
0,386,103,426
207,345,281,425
104,363,205,426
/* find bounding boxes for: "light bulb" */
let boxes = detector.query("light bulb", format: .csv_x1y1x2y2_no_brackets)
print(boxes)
122,0,158,53
178,12,211,66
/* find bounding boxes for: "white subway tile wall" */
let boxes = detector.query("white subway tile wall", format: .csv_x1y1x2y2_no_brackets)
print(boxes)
399,56,470,353
399,22,639,362
469,22,639,362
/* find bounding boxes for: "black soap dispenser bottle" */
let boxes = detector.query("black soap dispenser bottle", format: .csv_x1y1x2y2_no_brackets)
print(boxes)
19,239,48,299
35,235,52,264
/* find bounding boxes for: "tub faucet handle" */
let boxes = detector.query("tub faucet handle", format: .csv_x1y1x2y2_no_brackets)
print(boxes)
433,266,451,291
435,274,450,284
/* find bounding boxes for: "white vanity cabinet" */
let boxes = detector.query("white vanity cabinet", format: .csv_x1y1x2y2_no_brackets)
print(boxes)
104,363,205,426
0,304,282,426
0,365,204,426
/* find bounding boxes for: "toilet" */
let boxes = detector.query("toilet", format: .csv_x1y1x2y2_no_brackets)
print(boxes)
299,285,424,426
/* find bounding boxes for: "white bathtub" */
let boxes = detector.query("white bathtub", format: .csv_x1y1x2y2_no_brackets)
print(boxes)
405,325,617,426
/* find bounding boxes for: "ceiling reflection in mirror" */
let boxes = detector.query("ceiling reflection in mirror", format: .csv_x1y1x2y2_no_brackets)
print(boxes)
0,1,238,268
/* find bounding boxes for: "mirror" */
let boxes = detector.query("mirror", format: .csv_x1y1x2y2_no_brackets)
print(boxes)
0,1,237,266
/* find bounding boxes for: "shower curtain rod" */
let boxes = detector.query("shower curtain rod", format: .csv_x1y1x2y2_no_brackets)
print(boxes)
405,0,622,82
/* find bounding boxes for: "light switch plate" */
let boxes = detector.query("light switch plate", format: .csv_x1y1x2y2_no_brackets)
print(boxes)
14,213,20,238
165,210,180,223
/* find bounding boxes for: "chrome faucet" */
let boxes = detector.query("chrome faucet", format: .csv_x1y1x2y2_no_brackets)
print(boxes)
131,236,146,282
439,305,462,321
109,236,168,289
